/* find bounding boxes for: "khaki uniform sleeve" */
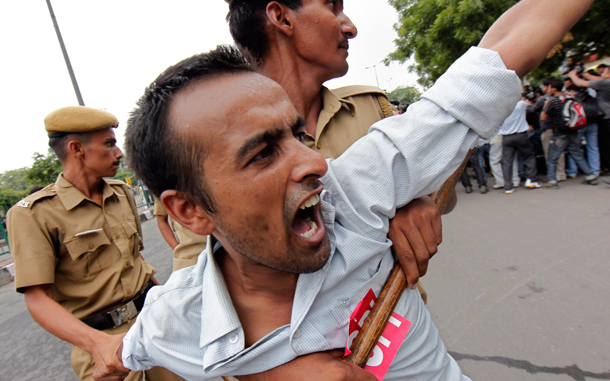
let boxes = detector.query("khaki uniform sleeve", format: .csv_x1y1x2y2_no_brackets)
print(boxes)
7,205,57,292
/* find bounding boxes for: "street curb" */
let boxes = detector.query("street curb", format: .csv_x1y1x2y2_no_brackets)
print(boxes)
138,208,154,222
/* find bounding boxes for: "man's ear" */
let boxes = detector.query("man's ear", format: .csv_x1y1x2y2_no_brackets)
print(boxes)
67,140,86,159
160,190,216,236
266,1,294,37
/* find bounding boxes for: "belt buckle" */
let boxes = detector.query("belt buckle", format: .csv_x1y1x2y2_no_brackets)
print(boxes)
110,300,138,327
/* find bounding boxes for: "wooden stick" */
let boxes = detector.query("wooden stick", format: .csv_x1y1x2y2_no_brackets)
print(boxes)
344,149,473,367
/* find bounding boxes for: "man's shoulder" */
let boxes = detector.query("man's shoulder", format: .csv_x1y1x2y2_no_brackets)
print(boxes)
589,78,610,91
8,184,58,213
105,178,129,188
330,85,388,100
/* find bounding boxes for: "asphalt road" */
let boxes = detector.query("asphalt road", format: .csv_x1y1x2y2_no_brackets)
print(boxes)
0,176,608,380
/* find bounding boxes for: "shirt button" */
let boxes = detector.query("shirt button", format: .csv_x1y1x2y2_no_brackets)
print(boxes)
229,333,239,344
316,142,322,149
293,328,301,339
88,243,94,250
115,234,120,240
126,290,132,296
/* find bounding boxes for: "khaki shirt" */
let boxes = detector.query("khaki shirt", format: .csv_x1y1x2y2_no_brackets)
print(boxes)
304,85,392,159
153,199,206,271
7,174,155,319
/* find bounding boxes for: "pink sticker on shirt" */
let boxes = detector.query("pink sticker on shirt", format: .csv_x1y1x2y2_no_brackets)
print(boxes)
345,289,412,381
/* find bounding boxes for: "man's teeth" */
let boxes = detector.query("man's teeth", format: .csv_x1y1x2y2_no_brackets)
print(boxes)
299,194,320,209
300,220,318,238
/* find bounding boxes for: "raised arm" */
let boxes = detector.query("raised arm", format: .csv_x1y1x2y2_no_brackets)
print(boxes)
479,0,594,77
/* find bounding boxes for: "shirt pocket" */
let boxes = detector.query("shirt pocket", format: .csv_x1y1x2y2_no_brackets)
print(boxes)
63,229,112,279
120,220,140,259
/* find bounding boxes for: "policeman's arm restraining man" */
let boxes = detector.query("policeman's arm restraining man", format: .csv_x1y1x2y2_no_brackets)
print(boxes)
7,106,181,381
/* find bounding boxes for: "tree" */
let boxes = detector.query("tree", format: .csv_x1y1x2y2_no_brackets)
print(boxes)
388,85,422,105
26,149,62,187
387,0,610,87
0,167,31,192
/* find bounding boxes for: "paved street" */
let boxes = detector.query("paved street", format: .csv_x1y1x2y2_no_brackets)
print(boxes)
0,177,608,380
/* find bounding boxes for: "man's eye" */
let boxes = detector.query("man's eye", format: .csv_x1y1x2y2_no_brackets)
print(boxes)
295,131,307,143
251,145,276,164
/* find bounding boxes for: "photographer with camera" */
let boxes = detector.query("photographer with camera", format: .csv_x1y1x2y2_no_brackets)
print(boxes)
568,64,610,176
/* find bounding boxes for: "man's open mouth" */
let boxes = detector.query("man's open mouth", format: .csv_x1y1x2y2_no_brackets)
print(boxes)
292,193,322,239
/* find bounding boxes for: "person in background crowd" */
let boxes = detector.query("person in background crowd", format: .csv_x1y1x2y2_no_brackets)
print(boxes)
564,84,602,177
460,140,489,194
488,134,520,189
528,77,569,181
541,80,599,187
499,97,542,194
568,64,610,175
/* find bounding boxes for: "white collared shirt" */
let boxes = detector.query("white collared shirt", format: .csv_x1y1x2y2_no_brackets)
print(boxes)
122,47,521,380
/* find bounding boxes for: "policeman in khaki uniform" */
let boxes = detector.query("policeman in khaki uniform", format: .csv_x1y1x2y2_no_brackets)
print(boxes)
7,106,183,381
153,196,207,271
225,0,453,304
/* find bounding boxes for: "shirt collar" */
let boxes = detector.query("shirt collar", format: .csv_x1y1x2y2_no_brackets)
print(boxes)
199,239,243,350
316,87,356,141
55,174,118,210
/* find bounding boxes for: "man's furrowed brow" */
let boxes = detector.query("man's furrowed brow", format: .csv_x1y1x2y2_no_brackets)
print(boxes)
235,128,286,164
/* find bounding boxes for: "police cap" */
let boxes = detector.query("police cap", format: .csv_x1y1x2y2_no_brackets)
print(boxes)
44,106,119,138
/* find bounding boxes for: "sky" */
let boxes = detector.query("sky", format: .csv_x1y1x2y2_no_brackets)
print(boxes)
0,0,420,173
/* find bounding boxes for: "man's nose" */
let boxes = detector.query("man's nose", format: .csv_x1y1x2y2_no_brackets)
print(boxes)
115,146,124,159
341,13,358,39
290,141,328,184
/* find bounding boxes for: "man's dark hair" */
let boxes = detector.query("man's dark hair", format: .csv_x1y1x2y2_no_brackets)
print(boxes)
566,84,581,93
541,76,556,86
125,45,252,214
597,63,608,70
549,79,564,92
226,0,302,65
48,133,93,163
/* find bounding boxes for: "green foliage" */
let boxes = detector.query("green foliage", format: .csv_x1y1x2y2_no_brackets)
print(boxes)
0,167,31,192
111,159,136,183
387,0,610,87
0,189,27,217
388,85,422,105
26,149,62,187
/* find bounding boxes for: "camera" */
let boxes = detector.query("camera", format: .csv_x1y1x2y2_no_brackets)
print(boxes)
561,62,585,80
522,86,542,102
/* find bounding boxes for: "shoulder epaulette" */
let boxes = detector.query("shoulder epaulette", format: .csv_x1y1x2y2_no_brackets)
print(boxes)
17,184,57,209
330,85,389,100
106,178,128,186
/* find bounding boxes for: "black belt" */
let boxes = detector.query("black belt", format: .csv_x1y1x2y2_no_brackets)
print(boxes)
82,281,154,331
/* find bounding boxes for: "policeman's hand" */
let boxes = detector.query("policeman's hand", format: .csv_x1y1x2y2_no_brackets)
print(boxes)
388,196,442,290
92,332,131,381
236,350,376,381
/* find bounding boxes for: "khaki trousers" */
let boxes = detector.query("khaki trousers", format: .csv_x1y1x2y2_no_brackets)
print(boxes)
71,317,185,381
541,129,567,180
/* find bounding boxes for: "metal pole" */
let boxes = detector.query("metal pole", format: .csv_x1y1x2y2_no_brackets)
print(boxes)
46,0,85,106
365,62,381,88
